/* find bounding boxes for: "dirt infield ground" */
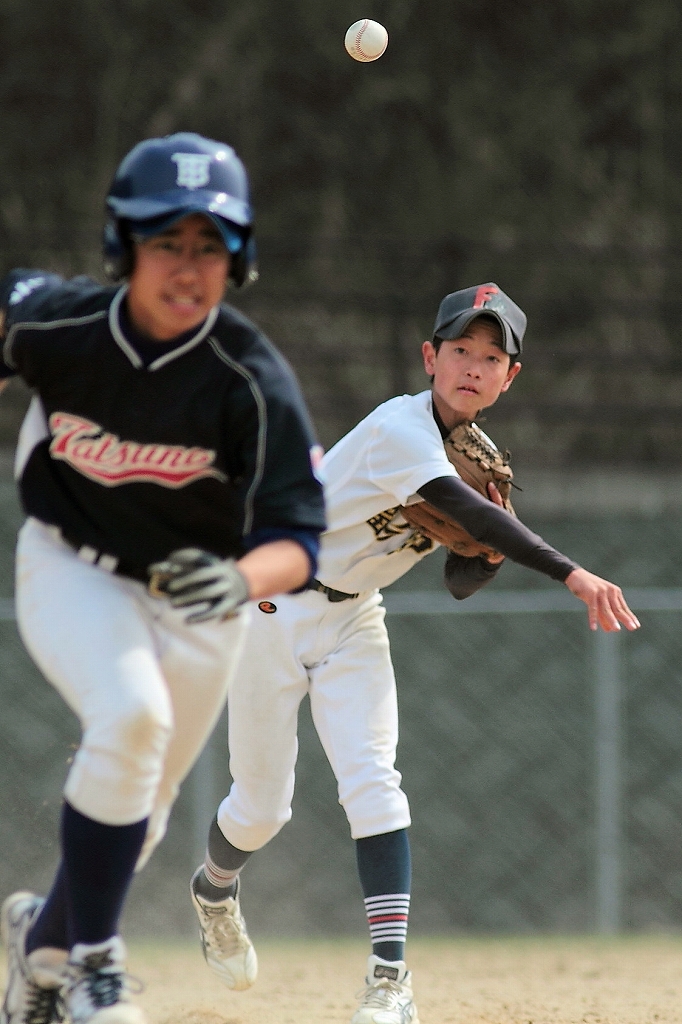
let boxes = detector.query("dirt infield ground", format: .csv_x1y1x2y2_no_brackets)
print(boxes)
109,936,682,1024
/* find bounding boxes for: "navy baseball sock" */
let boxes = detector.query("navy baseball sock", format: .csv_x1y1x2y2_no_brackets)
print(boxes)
355,828,411,963
25,863,69,954
28,800,149,950
194,815,253,901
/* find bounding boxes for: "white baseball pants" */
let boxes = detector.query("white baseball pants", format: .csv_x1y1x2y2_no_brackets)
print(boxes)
15,517,251,867
217,587,411,851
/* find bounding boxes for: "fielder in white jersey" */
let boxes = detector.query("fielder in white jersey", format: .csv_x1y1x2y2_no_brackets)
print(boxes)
0,133,325,1024
189,284,640,1024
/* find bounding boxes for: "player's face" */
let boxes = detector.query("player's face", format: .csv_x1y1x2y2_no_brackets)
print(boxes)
422,319,521,429
126,213,231,340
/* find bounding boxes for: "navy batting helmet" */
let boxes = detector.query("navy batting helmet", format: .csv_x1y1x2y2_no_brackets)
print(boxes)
103,132,258,287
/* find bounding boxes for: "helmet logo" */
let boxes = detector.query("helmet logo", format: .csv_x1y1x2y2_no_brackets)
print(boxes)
171,152,212,190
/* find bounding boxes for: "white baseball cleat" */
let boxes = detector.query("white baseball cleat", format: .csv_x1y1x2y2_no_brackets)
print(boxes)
351,955,419,1024
1,891,68,1024
63,936,146,1024
189,866,257,990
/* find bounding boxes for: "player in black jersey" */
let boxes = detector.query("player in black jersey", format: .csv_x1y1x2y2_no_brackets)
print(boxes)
0,133,325,1024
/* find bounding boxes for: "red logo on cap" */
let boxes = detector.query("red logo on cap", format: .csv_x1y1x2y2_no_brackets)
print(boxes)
473,285,499,309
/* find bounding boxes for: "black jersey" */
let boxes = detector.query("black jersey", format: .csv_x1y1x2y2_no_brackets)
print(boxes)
0,270,326,573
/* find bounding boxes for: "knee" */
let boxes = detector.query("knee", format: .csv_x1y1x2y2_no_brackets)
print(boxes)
121,699,172,754
340,779,411,840
86,694,173,768
66,697,174,825
217,795,291,852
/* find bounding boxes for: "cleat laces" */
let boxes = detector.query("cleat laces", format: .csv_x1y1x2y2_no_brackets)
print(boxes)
22,987,64,1024
356,979,404,1011
75,969,123,1009
67,958,143,1017
200,902,250,960
354,976,417,1024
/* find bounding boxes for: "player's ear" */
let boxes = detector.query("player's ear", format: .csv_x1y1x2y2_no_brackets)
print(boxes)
422,340,437,376
500,361,521,393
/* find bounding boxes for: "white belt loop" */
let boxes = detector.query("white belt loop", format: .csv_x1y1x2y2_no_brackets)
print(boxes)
76,544,119,574
98,553,119,573
77,545,98,565
39,522,122,576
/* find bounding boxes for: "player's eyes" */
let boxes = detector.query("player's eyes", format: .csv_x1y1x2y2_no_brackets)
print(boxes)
154,239,180,253
147,237,225,260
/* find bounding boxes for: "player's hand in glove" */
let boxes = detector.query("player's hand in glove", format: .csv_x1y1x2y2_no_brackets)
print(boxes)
564,568,640,633
148,548,250,624
400,421,515,559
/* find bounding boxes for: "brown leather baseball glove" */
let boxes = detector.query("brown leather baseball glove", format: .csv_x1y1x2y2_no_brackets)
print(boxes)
400,421,516,558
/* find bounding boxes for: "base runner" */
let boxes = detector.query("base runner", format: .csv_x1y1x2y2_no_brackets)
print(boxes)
0,132,325,1024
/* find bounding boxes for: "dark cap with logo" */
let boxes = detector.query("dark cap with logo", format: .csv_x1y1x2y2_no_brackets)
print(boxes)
433,283,527,355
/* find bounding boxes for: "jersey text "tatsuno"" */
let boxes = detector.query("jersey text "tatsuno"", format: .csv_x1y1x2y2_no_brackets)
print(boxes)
48,412,227,488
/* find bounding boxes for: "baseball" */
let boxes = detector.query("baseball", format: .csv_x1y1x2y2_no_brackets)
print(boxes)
344,19,388,62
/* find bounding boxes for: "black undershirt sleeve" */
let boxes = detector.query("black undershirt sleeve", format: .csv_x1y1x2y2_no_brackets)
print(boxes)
418,476,579,583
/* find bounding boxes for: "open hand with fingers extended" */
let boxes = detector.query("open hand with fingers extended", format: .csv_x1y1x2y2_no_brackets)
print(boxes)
564,568,640,633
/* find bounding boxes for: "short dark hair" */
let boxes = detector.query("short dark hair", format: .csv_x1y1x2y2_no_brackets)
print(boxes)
431,313,518,367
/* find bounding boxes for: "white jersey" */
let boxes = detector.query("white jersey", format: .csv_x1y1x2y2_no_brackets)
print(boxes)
315,390,460,593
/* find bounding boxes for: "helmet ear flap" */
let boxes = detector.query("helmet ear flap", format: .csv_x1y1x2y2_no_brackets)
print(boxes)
103,217,134,281
230,234,259,288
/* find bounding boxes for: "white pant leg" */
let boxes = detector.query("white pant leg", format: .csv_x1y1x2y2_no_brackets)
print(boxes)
217,594,313,852
136,595,251,867
217,589,410,851
308,592,411,839
16,518,249,845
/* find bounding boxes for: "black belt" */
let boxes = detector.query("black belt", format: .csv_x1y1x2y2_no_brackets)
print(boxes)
111,557,149,584
47,525,149,585
308,578,359,603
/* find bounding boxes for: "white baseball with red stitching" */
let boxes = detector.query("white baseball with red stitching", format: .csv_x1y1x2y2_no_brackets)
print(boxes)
344,19,388,62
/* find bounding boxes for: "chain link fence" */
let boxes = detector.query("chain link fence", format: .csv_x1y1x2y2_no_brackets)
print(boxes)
1,463,682,939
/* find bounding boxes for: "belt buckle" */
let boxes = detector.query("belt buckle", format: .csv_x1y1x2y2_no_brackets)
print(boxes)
147,570,172,599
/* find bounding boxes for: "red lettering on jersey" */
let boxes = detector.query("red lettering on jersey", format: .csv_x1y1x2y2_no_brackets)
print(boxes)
48,412,227,488
473,285,499,309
